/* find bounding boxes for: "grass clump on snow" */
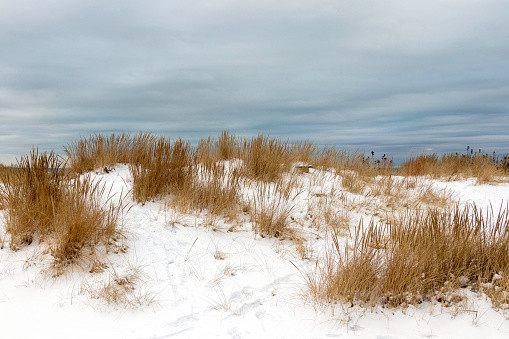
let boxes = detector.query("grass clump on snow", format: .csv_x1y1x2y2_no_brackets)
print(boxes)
0,150,67,247
400,147,509,184
0,149,125,274
130,137,243,224
240,134,294,182
64,132,158,175
198,131,299,182
79,265,157,308
308,203,509,310
0,164,19,211
250,179,301,238
130,138,195,203
0,163,15,182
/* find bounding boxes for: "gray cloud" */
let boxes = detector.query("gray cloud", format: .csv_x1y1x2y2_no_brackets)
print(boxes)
1,0,509,164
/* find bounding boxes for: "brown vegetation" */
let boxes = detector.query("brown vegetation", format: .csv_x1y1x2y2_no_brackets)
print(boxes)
307,203,509,310
400,148,509,184
3,131,509,314
79,265,157,308
64,132,157,174
0,149,124,274
130,137,242,225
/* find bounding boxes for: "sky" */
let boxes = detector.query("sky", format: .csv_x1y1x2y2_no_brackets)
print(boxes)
1,0,509,165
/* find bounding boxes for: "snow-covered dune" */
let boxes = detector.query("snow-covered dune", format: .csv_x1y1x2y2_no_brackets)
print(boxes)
1,166,508,339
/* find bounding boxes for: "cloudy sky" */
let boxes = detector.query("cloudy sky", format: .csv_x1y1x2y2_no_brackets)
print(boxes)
1,0,508,164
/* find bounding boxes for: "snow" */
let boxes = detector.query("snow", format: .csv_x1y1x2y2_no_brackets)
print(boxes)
1,165,509,338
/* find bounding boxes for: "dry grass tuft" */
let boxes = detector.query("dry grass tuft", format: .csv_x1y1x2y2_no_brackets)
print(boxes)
190,163,242,222
1,150,66,246
0,163,15,183
47,175,125,274
250,179,301,237
324,151,394,197
307,173,351,233
166,162,242,224
198,132,328,181
365,176,453,215
400,149,509,184
314,148,362,172
0,149,124,274
414,184,453,208
308,203,509,310
290,140,318,166
131,136,242,223
0,165,19,210
130,138,195,203
482,272,509,312
216,130,240,161
340,171,367,195
317,199,350,234
80,265,157,308
64,132,158,174
196,130,239,170
240,135,293,182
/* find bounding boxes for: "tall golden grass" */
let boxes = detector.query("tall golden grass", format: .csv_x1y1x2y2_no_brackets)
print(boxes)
48,175,125,272
196,130,239,170
0,165,19,210
0,150,124,274
0,150,66,246
198,132,296,182
0,163,13,181
250,179,301,237
64,132,157,174
130,137,242,224
308,203,509,309
240,135,294,182
400,149,509,184
191,162,242,222
130,138,195,203
163,162,242,224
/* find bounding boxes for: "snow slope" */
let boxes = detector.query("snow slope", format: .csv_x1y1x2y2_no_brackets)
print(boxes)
1,166,508,339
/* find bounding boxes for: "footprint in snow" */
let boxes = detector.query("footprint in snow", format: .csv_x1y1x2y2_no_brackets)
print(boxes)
348,324,364,331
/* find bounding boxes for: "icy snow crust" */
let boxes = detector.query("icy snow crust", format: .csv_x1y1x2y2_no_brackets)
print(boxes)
1,165,509,339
